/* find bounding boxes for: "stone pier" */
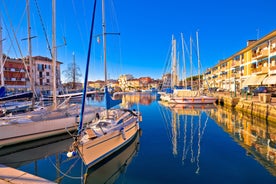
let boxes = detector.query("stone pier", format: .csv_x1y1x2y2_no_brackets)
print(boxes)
215,92,276,123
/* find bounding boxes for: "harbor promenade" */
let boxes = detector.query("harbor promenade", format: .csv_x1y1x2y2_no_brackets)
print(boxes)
0,164,56,184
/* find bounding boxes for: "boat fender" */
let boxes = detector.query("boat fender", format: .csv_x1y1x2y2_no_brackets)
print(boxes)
136,122,140,130
120,128,126,140
67,151,76,158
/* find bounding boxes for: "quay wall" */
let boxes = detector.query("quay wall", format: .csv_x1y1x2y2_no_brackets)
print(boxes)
216,93,276,123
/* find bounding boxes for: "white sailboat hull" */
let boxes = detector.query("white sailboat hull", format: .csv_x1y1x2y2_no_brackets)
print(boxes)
77,113,140,168
85,131,140,183
0,105,103,147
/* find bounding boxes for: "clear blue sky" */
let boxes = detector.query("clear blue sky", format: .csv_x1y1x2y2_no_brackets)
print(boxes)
1,0,276,82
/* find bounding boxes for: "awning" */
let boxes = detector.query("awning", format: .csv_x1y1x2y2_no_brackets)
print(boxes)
242,74,267,87
262,75,276,85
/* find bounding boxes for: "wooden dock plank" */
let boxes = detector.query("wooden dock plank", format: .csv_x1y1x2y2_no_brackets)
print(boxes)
0,164,56,184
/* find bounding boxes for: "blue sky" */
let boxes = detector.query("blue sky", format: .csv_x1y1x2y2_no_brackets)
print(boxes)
1,0,276,82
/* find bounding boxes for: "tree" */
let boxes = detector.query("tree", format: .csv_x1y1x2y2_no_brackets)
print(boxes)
62,53,82,89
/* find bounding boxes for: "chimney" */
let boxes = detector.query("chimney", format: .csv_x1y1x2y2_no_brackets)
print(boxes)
247,40,257,46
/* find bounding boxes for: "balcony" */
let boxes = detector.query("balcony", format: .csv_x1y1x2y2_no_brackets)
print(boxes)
253,49,269,60
251,66,268,74
270,65,276,71
231,73,240,78
252,67,262,73
271,47,276,54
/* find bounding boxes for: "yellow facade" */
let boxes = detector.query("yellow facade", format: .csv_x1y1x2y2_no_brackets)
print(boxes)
205,29,276,91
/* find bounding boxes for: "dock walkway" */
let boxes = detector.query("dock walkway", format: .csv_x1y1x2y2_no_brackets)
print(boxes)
0,164,56,184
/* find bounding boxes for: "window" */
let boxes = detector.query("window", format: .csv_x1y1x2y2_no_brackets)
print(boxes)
37,64,43,70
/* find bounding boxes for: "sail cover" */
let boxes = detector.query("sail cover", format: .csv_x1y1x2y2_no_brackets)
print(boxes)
0,86,5,97
104,86,122,109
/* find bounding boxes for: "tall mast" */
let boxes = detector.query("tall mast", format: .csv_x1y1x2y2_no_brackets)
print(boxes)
171,35,177,88
0,15,4,86
102,0,109,116
52,0,57,109
181,33,187,89
102,0,107,85
196,31,201,91
26,0,35,107
190,36,193,90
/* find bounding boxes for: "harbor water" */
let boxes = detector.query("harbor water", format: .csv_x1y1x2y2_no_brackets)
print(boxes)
0,93,275,184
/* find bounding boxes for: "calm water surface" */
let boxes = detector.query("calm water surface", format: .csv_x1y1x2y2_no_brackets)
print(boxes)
0,93,276,184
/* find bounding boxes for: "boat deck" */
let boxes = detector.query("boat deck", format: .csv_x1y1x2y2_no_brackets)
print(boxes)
0,164,56,184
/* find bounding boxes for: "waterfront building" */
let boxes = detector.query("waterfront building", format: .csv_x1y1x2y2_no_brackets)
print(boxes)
126,78,140,91
88,80,105,90
118,74,134,91
62,82,83,91
1,56,27,91
32,56,62,94
0,55,62,95
139,77,152,89
204,29,276,92
161,73,172,89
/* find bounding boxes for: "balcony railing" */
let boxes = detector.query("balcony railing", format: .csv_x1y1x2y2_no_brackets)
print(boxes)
270,65,276,71
252,66,269,74
271,47,276,54
252,49,269,60
252,67,262,73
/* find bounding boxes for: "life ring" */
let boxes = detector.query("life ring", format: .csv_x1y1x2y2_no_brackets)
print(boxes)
201,98,204,102
192,98,194,102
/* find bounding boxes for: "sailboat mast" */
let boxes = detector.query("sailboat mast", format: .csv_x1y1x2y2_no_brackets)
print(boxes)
52,0,57,109
171,35,177,88
181,33,187,89
77,0,97,135
26,0,35,106
102,0,107,85
196,31,200,91
0,15,4,86
190,36,193,90
102,0,109,117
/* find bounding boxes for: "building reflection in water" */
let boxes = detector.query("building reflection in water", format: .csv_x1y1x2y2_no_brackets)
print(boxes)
116,92,157,108
210,106,276,176
158,101,214,174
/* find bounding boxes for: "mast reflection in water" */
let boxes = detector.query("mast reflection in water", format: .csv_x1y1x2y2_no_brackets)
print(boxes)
0,93,275,183
158,101,214,175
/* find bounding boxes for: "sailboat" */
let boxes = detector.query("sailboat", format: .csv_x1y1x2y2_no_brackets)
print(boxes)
0,0,103,148
66,0,142,168
85,130,140,183
162,32,217,105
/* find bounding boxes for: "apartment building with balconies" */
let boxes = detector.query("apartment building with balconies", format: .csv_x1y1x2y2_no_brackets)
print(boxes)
1,56,28,90
33,56,62,94
204,29,276,92
0,55,62,94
